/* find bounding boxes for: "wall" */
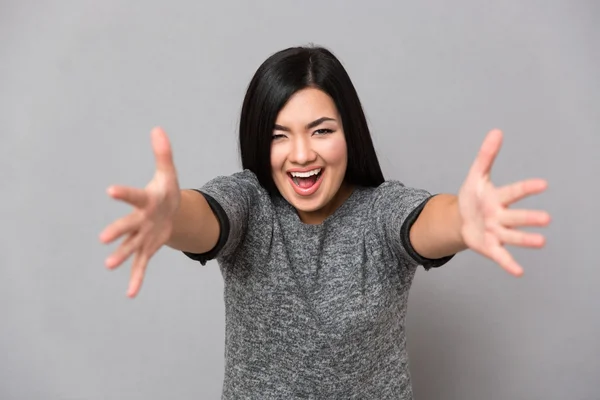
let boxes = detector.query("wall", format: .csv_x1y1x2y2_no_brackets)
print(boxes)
1,1,598,399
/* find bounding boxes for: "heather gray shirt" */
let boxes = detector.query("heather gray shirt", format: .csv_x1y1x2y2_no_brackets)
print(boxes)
184,170,453,399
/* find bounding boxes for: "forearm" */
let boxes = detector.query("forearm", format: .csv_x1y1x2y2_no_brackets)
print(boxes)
409,194,467,259
166,189,220,253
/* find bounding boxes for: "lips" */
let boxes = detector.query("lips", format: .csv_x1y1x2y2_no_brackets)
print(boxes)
286,168,324,196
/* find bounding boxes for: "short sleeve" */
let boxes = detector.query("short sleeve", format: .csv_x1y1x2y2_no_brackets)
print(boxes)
182,169,264,265
372,181,454,271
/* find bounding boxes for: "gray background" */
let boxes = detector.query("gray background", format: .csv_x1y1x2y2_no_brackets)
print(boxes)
1,1,598,399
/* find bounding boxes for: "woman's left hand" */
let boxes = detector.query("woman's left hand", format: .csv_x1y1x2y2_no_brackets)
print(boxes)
458,129,551,276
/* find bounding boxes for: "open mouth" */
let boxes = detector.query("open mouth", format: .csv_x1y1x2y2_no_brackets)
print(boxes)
287,168,324,194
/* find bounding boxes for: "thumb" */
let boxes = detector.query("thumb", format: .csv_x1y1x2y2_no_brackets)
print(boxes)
151,127,176,175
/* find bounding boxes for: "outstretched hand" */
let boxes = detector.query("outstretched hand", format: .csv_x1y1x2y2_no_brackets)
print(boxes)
458,129,551,276
99,127,181,297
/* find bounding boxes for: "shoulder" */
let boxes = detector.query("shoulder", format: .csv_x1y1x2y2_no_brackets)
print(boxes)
204,169,262,189
369,180,431,209
201,169,269,200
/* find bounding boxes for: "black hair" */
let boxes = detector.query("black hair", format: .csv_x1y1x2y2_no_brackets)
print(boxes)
239,45,385,195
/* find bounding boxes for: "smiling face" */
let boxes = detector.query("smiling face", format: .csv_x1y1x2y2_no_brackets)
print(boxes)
270,87,352,224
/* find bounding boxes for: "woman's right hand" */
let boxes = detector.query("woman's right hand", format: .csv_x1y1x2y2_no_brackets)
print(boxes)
99,127,181,298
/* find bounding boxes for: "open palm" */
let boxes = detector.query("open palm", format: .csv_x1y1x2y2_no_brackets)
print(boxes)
458,129,551,276
99,127,181,297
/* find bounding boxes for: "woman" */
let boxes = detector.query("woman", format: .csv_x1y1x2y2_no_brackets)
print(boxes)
100,46,550,399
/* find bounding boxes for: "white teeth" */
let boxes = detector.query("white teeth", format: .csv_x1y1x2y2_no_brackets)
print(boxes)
290,168,321,178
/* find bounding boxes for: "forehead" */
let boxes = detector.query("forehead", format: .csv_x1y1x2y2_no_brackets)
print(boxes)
275,88,339,124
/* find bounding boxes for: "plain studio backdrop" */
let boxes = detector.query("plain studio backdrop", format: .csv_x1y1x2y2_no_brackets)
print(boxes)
1,1,598,399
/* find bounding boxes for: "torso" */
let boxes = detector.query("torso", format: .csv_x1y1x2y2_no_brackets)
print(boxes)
218,186,417,399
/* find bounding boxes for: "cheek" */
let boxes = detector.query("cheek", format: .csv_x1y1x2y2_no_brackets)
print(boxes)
270,145,285,177
321,136,348,167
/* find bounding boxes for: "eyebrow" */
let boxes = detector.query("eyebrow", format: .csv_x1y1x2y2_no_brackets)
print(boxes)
274,117,336,132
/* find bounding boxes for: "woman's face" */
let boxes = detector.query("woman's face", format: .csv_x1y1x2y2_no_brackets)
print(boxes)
270,88,351,224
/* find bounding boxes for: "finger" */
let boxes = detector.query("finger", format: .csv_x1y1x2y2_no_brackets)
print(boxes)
489,245,523,276
105,232,144,269
469,129,503,177
99,211,144,244
497,179,548,206
497,227,546,248
500,209,551,228
106,185,149,208
151,127,176,175
127,251,149,298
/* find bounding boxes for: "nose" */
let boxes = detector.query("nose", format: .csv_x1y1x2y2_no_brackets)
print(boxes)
289,135,317,165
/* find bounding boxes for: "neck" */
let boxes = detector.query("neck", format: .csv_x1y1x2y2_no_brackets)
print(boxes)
297,183,355,225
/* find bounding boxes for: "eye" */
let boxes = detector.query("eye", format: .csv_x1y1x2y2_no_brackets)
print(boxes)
272,134,287,140
313,129,334,136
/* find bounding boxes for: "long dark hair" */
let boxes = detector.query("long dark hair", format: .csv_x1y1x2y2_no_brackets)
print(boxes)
239,45,385,194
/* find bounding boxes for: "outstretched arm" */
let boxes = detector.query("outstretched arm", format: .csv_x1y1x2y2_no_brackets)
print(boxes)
409,129,551,276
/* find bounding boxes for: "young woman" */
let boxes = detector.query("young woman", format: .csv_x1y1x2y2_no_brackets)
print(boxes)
100,46,550,399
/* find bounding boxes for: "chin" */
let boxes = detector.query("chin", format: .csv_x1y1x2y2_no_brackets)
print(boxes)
287,195,331,213
275,175,341,215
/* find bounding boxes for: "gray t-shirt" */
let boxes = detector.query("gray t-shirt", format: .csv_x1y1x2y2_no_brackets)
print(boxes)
184,169,453,399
